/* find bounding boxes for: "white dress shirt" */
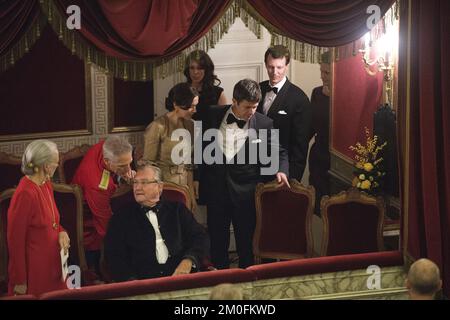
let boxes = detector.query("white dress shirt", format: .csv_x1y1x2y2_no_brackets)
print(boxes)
219,108,249,162
262,76,287,115
146,210,169,264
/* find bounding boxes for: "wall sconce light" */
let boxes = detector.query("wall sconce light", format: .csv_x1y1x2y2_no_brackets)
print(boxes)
360,29,398,107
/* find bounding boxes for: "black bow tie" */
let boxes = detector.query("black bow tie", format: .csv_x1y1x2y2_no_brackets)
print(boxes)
266,86,278,94
226,113,246,129
140,202,161,214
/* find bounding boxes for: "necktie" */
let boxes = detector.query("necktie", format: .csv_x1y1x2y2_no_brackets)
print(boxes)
267,86,278,94
226,113,246,129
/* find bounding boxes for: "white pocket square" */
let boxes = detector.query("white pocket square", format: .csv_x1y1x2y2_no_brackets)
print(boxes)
251,139,262,144
278,110,287,115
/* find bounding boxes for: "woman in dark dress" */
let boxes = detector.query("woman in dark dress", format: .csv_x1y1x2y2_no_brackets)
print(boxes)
309,52,331,215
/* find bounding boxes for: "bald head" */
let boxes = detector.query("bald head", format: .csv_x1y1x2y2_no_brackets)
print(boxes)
407,258,442,299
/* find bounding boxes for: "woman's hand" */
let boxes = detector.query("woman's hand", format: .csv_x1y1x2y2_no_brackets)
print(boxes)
13,284,27,295
193,181,199,199
59,231,70,255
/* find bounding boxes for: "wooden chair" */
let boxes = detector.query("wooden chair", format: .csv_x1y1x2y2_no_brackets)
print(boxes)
161,181,192,212
253,179,315,264
320,188,385,256
52,183,88,280
58,144,91,184
0,188,15,295
0,152,22,192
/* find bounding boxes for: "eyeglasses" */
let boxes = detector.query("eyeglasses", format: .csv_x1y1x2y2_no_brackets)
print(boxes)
132,179,159,186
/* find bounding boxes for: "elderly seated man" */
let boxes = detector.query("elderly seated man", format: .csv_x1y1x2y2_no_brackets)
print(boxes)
104,161,210,282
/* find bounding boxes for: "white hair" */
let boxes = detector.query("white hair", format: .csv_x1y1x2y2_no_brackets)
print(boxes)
102,136,132,162
22,139,59,175
136,160,162,182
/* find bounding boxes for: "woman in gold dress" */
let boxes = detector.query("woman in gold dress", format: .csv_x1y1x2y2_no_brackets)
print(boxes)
143,83,199,208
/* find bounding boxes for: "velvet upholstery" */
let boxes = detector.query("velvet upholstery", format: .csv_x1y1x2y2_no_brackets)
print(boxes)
254,180,314,263
320,189,384,256
39,268,255,300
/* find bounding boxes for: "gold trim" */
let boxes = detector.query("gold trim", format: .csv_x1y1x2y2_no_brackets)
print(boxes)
0,11,47,73
51,183,88,273
0,63,93,142
320,188,385,256
253,179,315,263
107,75,147,134
402,0,412,259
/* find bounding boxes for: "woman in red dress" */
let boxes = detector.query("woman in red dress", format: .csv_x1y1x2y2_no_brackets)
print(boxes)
7,139,70,296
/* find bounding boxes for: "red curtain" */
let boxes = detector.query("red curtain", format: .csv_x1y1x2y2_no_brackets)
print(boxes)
246,0,396,46
53,0,231,60
398,0,450,296
0,0,40,55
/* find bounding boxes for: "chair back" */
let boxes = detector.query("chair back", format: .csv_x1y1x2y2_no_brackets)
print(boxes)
0,188,15,295
0,152,22,192
58,145,91,184
161,182,192,211
52,183,88,274
320,188,385,256
253,179,315,263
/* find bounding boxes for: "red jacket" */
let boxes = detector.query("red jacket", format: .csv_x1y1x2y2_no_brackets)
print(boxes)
72,141,117,251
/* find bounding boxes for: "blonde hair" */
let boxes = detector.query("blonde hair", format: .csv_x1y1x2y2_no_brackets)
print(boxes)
209,283,244,300
22,139,58,175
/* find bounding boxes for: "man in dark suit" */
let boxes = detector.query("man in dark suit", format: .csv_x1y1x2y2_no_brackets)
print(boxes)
104,161,209,282
201,79,290,269
258,45,312,181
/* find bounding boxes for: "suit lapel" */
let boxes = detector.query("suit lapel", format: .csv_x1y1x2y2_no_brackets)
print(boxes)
267,79,292,118
213,105,230,129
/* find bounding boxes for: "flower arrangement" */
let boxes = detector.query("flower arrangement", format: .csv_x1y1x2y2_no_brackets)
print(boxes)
349,127,387,195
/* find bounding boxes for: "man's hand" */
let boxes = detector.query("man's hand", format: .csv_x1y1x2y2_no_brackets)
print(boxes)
13,284,27,295
276,172,290,188
122,169,136,184
172,258,193,276
59,231,70,255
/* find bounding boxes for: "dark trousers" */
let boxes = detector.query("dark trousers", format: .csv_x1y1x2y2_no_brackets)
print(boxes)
207,198,256,269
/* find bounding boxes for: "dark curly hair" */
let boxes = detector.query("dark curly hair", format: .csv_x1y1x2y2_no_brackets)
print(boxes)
184,50,221,91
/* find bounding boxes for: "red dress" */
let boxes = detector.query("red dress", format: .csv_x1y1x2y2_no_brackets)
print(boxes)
72,141,117,251
7,177,66,296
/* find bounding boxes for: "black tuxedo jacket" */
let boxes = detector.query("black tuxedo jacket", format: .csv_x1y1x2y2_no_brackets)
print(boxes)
201,105,289,207
104,201,209,282
258,79,312,180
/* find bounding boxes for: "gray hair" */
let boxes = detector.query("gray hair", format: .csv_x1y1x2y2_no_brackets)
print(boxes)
102,136,132,162
22,139,59,175
136,159,162,182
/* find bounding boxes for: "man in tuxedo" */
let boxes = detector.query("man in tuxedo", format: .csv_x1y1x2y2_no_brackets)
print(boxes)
104,161,209,282
201,78,290,269
258,45,312,181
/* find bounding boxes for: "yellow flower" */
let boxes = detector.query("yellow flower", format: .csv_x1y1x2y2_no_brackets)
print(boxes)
359,174,366,181
363,163,374,172
360,180,372,190
352,177,359,187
